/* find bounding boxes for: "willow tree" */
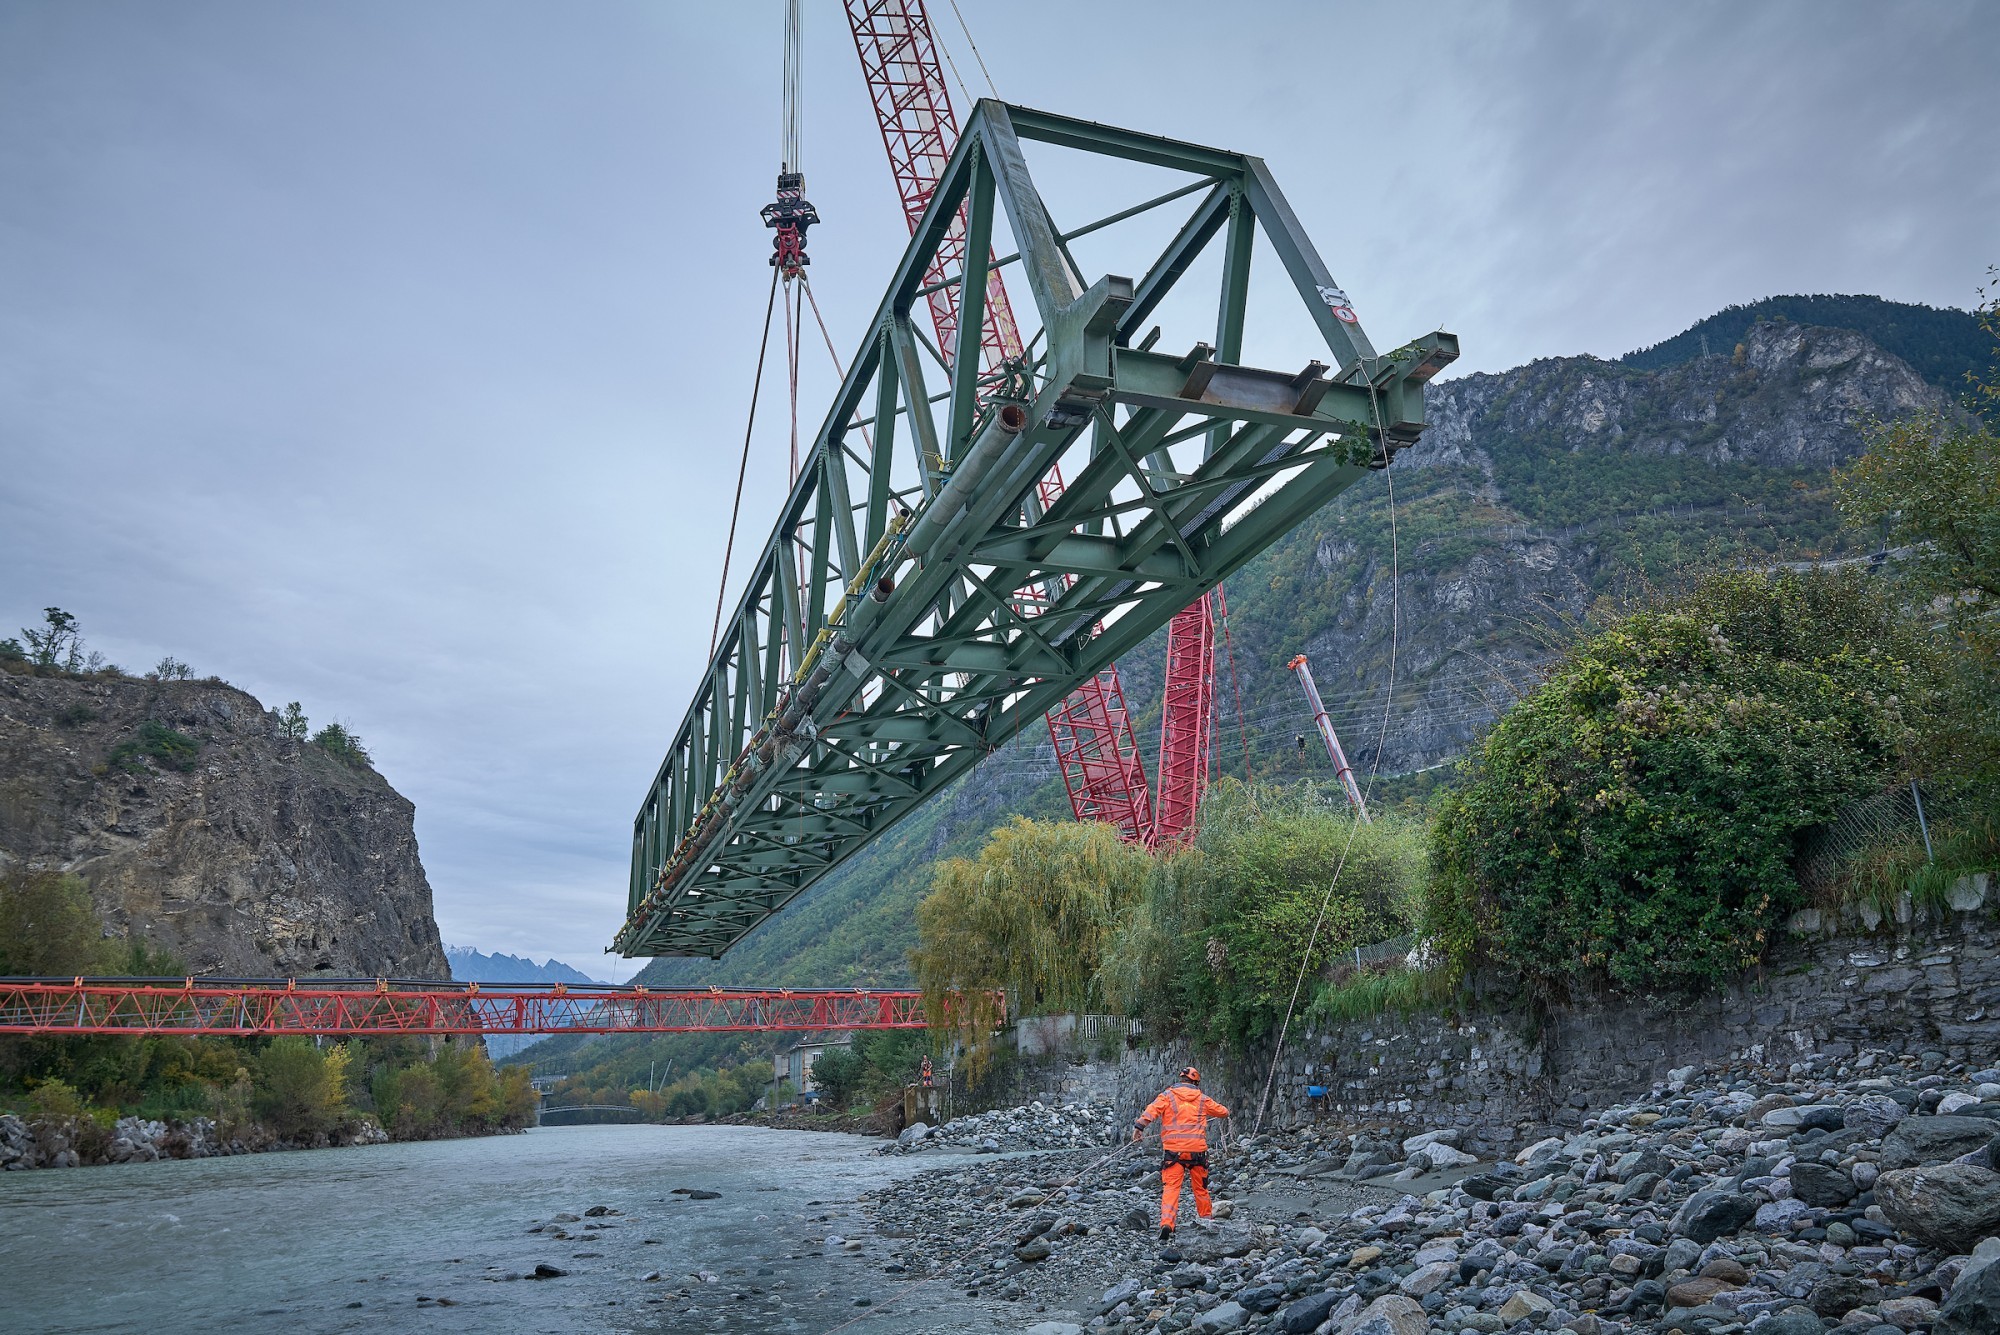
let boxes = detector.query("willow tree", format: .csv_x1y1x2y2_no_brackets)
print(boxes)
911,817,1150,1076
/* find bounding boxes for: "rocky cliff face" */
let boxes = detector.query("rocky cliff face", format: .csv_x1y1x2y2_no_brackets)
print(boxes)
0,671,447,978
1223,318,1958,775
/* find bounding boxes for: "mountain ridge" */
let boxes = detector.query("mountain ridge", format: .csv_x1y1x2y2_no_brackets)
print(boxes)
445,945,604,986
626,297,1981,995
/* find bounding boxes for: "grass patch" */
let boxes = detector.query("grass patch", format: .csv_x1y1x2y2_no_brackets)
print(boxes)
1811,801,1999,918
1307,963,1451,1026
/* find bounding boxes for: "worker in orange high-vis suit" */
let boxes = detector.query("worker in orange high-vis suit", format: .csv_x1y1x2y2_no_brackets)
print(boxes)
1133,1066,1230,1239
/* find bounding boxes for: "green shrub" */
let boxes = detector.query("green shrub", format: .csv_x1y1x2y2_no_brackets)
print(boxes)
56,703,97,728
253,1038,347,1140
311,722,370,766
26,1077,86,1122
108,721,201,774
1098,781,1424,1050
912,817,1150,1074
807,1046,864,1110
1425,567,1939,996
0,869,116,975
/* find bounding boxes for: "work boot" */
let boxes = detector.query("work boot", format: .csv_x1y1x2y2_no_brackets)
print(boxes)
1158,1224,1173,1241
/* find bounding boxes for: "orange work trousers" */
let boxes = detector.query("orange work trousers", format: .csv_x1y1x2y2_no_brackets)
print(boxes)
1160,1155,1212,1229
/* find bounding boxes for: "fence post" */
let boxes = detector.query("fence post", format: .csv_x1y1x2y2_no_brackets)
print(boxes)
1911,780,1935,862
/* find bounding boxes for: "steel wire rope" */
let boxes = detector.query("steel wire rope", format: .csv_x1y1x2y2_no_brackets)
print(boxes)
710,266,784,657
945,0,1001,98
1250,379,1402,1135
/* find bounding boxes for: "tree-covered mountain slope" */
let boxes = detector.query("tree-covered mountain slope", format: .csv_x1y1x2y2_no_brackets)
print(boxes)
1621,293,1992,396
627,303,1966,995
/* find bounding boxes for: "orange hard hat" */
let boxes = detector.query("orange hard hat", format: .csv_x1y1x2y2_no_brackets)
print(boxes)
1181,1065,1201,1084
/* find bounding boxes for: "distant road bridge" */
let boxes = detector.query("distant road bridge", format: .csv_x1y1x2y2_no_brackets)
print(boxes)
535,1104,650,1121
0,978,952,1037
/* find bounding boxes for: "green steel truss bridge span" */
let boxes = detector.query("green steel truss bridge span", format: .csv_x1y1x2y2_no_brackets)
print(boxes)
619,101,1456,959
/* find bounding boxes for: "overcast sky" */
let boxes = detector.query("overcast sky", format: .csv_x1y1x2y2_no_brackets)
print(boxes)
3,1,1993,980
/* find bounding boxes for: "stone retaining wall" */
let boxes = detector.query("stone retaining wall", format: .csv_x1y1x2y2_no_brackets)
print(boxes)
1011,881,2000,1154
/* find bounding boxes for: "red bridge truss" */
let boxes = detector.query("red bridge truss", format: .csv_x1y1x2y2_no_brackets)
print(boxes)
0,979,970,1038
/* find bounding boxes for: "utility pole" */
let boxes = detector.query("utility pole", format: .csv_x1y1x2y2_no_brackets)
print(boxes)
1287,654,1370,822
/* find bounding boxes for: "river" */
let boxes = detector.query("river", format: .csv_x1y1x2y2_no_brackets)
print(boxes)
0,1124,1018,1335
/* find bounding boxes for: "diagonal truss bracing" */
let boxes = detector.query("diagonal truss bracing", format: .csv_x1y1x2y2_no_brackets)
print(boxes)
619,102,1457,958
846,1,1155,844
0,980,951,1036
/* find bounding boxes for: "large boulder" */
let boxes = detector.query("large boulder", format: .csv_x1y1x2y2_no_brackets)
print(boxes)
1671,1190,1758,1244
1938,1248,2000,1335
1176,1222,1256,1262
1844,1094,1907,1138
1877,1165,2000,1253
1789,1161,1858,1207
1279,1290,1341,1335
1342,1294,1426,1335
1881,1116,2000,1169
1193,1301,1247,1333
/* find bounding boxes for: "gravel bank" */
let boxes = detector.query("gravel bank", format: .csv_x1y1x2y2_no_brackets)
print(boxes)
853,1048,2000,1334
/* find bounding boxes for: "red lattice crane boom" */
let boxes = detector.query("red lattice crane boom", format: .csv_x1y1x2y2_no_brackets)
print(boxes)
843,0,1166,844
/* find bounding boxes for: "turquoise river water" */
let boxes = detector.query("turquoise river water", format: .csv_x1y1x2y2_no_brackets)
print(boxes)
0,1124,1011,1335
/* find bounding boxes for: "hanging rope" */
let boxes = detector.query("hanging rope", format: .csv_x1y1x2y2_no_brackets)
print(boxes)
801,274,877,457
946,0,1001,98
710,266,784,657
1251,379,1402,1135
784,279,801,488
798,274,848,380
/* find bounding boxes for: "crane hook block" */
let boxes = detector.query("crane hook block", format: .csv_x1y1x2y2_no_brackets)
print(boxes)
761,170,820,277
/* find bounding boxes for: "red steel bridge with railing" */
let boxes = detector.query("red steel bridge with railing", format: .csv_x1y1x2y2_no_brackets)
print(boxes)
0,978,959,1037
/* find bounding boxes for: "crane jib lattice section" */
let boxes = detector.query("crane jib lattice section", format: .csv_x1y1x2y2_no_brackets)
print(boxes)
0,981,955,1036
622,100,1458,958
846,2,1153,842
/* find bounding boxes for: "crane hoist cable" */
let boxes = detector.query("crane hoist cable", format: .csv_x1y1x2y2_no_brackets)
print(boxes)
709,266,782,657
710,0,819,657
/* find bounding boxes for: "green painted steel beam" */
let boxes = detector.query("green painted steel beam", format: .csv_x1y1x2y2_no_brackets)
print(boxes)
615,102,1456,959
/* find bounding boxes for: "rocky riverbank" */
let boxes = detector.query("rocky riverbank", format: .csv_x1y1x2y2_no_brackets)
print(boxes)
0,1110,389,1170
856,1046,2000,1334
882,1097,1132,1155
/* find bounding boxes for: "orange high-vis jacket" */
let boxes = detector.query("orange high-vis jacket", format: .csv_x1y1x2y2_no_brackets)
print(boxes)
1136,1084,1230,1153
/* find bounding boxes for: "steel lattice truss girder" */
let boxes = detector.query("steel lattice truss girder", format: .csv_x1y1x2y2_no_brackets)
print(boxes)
0,980,952,1036
620,101,1457,958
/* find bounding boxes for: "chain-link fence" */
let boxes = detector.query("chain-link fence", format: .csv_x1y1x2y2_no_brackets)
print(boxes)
1795,783,1933,897
1795,781,1996,905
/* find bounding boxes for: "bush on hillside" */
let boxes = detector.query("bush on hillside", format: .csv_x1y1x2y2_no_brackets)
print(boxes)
1424,567,1940,997
807,1046,864,1110
0,869,117,976
108,721,202,774
311,722,370,766
1098,780,1424,1050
